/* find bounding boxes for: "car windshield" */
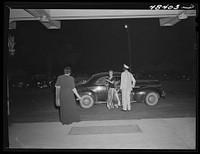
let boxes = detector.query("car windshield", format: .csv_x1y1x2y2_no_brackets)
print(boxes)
85,72,121,85
86,73,108,84
96,77,108,85
96,75,121,86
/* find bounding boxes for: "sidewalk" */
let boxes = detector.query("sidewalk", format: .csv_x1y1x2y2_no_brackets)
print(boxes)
8,117,196,149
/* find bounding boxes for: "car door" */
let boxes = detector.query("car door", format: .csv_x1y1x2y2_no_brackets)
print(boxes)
95,77,108,101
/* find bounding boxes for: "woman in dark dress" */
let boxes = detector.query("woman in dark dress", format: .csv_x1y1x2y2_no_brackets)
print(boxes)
55,67,83,125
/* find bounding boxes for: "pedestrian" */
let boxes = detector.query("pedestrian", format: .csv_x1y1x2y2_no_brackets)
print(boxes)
106,70,121,109
120,64,136,111
55,66,83,125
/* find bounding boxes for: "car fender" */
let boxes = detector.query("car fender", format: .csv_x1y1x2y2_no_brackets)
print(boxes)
79,90,97,103
133,91,146,102
136,87,161,96
134,87,161,102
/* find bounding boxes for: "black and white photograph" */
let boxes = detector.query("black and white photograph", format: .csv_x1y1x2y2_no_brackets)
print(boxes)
3,2,198,150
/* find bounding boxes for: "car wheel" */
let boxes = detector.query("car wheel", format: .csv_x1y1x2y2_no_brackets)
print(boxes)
80,95,94,109
145,92,159,106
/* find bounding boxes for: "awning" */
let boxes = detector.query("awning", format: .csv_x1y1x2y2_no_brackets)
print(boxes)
9,9,196,29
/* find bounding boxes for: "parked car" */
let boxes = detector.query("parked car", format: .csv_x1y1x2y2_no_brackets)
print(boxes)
48,76,57,87
76,72,166,109
10,79,30,88
30,74,49,89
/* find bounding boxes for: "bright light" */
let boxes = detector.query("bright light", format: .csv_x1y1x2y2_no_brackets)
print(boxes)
124,24,128,29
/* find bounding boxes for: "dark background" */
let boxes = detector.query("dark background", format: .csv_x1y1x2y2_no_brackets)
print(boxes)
8,13,197,79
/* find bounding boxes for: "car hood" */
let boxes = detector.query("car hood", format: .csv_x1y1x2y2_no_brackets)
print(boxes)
75,82,88,90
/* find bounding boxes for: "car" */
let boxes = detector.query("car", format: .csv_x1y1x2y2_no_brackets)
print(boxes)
76,72,166,109
9,76,30,89
10,79,30,88
30,74,49,89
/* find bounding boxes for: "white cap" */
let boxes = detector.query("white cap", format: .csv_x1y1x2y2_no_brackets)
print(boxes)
123,64,129,69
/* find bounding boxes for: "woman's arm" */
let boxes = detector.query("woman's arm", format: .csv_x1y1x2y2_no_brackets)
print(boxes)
105,78,114,84
72,88,82,100
55,86,61,106
131,74,136,88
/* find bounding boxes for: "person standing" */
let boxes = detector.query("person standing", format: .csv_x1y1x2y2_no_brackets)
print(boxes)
106,70,121,109
120,64,136,111
55,67,83,125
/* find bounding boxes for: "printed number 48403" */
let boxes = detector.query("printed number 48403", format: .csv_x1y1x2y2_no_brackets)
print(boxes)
150,4,180,10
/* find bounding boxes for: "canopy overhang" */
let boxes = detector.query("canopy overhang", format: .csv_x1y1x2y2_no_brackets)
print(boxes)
9,9,196,29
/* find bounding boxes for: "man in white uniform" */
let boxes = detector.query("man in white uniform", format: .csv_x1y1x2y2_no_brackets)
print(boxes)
120,64,136,111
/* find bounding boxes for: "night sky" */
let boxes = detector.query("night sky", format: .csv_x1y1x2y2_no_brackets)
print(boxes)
9,16,197,77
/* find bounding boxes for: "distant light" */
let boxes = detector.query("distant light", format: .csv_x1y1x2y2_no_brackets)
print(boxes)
124,24,128,29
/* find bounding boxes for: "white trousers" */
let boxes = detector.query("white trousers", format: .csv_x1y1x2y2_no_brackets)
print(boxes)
121,89,131,110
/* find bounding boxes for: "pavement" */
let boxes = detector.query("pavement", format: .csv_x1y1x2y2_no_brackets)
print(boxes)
8,117,196,149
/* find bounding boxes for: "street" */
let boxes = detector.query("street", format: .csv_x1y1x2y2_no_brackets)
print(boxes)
9,81,196,123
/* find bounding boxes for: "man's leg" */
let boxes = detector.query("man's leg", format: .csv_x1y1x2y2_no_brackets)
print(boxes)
115,90,121,106
125,90,129,110
110,88,114,108
107,88,111,109
127,90,131,110
122,89,127,110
